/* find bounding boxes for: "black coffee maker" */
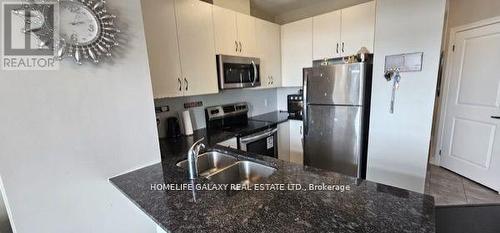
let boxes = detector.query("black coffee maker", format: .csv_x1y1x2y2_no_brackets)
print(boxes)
166,117,181,138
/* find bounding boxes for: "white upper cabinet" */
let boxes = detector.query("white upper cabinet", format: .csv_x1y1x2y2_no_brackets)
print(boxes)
313,10,342,60
311,1,375,59
142,0,183,98
213,6,257,57
340,1,376,56
236,13,257,57
213,6,238,56
256,18,281,88
175,0,218,96
281,18,313,87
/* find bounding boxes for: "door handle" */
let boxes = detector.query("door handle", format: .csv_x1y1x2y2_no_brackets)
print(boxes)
341,42,345,53
178,78,182,91
184,78,188,91
336,43,339,54
251,60,258,86
239,41,242,53
235,41,238,53
492,116,500,119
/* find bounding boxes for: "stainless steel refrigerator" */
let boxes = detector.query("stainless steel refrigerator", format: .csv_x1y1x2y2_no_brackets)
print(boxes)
303,62,372,179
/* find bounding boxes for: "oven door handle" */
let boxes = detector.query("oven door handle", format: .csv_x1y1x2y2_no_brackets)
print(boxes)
240,128,278,144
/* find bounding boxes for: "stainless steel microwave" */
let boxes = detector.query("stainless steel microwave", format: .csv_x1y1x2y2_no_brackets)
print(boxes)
216,55,260,89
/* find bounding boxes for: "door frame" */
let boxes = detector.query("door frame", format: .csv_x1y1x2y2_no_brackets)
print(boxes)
434,16,500,165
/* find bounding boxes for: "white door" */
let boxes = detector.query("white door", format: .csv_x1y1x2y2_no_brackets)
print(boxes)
340,1,375,56
142,0,183,98
213,6,238,56
256,19,281,88
175,0,219,96
236,13,257,57
289,120,304,165
281,18,313,87
440,22,500,192
313,10,341,60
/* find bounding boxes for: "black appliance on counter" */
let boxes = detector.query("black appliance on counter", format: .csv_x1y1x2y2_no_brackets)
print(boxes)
287,94,304,118
205,103,278,158
166,117,181,138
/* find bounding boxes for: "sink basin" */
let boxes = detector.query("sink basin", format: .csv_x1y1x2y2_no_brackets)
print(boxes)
176,152,238,177
206,161,276,186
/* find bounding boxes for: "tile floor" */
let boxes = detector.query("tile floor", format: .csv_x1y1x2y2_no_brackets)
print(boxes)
425,164,500,206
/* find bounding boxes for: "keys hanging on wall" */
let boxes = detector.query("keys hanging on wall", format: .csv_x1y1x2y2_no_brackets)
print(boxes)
384,68,401,114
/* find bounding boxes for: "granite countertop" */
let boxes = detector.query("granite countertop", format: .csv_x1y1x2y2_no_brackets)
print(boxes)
250,111,302,123
111,133,435,232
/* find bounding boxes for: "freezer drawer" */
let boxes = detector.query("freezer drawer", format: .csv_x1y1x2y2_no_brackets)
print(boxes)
304,63,367,106
304,105,363,177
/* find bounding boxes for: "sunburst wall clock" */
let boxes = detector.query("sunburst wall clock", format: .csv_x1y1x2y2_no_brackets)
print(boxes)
14,0,121,65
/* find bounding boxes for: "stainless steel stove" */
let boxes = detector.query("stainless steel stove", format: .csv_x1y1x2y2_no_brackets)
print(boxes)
205,103,278,158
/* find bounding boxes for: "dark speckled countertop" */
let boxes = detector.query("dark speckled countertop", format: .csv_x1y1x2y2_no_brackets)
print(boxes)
110,112,435,233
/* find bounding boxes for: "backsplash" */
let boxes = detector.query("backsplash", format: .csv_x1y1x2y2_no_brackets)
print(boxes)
155,88,277,137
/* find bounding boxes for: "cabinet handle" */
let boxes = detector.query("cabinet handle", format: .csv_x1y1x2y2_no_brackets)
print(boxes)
341,42,345,53
235,41,238,53
300,126,303,135
336,43,339,54
492,116,500,119
239,41,242,52
184,78,188,91
178,78,182,91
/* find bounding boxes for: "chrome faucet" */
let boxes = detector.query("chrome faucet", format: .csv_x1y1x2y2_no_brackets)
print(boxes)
187,137,206,179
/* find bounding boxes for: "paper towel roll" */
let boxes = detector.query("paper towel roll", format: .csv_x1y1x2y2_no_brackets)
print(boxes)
181,110,193,136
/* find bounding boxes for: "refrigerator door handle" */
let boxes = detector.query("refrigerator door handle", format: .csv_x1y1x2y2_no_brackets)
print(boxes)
303,68,309,136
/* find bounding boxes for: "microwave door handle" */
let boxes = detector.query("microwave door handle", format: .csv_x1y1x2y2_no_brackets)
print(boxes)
251,60,258,86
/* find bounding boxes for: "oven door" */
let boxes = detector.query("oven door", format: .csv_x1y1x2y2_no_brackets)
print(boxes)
239,128,278,158
217,55,260,89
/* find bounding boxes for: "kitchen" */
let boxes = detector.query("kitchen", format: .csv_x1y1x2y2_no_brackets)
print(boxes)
0,0,499,233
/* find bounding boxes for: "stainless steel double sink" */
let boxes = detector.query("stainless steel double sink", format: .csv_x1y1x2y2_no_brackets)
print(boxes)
176,151,276,186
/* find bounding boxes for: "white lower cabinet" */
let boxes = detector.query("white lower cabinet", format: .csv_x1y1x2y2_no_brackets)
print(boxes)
217,137,238,150
289,120,304,165
277,120,303,165
277,122,290,161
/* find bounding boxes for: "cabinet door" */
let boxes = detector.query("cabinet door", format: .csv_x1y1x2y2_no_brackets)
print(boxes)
313,10,341,60
175,0,219,96
278,122,290,161
142,0,183,98
213,6,238,56
281,18,313,87
256,19,281,89
217,137,238,150
340,1,375,56
289,120,304,165
236,13,257,57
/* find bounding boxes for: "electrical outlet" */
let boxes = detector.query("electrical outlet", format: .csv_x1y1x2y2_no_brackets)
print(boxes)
155,106,169,113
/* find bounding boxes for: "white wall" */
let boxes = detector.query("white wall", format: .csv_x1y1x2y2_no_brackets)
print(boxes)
277,87,301,111
0,0,161,232
367,0,446,193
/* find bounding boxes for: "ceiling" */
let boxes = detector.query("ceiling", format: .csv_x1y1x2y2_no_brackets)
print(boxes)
250,0,371,24
250,0,329,16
